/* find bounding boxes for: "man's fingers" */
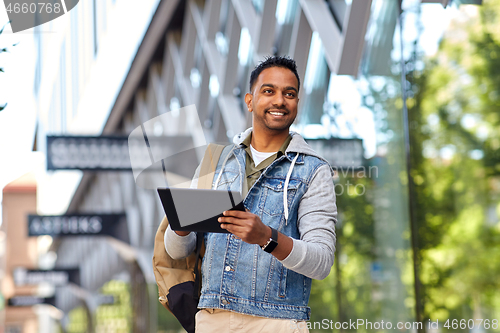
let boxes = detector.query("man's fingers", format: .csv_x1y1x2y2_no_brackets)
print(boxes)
222,210,250,218
219,211,264,244
220,223,245,234
218,216,244,225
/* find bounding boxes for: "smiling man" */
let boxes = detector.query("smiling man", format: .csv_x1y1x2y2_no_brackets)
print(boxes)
165,56,337,333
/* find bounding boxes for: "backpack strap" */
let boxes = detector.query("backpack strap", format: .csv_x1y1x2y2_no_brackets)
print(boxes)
193,143,225,300
197,143,225,189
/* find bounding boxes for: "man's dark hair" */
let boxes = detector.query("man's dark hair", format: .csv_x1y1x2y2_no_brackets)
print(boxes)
249,55,300,92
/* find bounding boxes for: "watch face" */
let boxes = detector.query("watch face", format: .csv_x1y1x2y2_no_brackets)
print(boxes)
264,239,278,253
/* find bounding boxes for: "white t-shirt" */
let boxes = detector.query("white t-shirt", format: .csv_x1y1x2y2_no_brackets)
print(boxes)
250,144,276,167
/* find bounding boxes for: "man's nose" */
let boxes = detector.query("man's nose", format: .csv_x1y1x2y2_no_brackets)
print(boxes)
272,92,285,107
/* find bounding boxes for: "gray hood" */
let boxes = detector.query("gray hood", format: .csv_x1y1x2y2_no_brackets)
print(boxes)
232,127,328,163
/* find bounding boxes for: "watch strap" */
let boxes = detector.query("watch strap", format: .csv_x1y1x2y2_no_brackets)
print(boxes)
262,227,278,253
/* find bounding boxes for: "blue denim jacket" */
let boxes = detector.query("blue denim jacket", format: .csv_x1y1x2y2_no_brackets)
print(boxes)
197,134,333,320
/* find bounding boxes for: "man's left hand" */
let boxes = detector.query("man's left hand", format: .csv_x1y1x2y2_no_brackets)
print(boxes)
218,210,270,247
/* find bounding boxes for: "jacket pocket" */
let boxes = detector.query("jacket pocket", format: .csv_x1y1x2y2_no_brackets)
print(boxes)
259,178,300,216
278,264,287,298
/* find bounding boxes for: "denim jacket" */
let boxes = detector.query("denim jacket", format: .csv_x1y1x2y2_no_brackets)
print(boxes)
192,130,337,320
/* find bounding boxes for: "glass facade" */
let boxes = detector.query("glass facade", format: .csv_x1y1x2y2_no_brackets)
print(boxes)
293,0,416,330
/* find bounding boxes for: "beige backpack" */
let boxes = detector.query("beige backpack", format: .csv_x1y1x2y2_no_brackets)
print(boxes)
152,143,225,333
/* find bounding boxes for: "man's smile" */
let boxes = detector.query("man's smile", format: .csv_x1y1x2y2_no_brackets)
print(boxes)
266,109,288,117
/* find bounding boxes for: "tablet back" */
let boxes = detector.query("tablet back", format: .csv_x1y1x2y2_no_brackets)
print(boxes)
157,188,244,233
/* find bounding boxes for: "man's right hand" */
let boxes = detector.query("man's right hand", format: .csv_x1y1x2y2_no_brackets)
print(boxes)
174,230,191,236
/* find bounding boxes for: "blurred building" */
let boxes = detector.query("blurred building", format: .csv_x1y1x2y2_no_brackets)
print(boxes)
1,174,60,333
18,0,484,331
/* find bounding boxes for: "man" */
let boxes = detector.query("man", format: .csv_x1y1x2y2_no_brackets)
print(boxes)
165,56,337,332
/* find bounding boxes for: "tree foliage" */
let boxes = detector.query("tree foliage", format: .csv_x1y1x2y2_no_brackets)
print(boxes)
407,0,500,324
309,2,500,331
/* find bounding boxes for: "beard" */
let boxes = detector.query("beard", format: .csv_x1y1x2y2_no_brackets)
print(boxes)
254,106,296,132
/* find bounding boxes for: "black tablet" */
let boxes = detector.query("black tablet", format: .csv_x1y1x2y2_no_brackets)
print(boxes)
157,188,245,233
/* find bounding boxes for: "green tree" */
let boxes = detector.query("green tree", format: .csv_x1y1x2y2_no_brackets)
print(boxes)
407,0,500,325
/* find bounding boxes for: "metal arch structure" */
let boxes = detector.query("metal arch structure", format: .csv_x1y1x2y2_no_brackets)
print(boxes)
99,0,375,138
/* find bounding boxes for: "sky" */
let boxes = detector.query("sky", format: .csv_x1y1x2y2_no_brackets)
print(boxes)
0,9,39,190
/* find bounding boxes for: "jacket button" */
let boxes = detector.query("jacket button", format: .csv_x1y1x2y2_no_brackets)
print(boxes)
225,266,231,272
222,299,228,305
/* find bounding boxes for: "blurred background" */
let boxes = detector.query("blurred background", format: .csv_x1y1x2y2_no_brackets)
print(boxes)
1,0,499,332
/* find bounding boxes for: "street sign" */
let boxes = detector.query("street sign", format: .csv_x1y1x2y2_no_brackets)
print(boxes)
46,135,131,171
28,213,129,243
7,296,56,307
13,268,80,286
305,138,365,171
46,135,195,173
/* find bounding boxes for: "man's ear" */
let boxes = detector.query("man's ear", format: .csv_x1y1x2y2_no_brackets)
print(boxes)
244,93,253,113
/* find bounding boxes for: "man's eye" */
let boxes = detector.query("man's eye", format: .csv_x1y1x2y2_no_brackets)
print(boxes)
264,89,273,93
286,92,296,97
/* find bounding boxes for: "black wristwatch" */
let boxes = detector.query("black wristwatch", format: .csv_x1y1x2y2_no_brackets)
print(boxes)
261,227,278,253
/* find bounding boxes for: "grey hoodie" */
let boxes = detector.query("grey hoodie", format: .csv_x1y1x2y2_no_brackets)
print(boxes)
165,128,337,280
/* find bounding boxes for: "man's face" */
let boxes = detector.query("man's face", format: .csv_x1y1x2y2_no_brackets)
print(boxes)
245,66,299,134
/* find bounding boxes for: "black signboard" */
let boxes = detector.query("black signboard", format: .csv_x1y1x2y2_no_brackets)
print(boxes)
305,138,365,171
46,135,130,171
13,268,80,287
8,296,56,307
46,135,195,173
28,213,129,243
